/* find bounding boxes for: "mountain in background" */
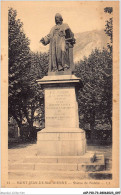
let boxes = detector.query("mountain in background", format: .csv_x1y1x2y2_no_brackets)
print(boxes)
38,29,109,62
73,29,109,62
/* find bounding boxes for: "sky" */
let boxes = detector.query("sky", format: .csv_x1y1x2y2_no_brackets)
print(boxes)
7,1,111,52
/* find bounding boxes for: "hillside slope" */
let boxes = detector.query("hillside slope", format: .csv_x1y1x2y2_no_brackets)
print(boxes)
73,29,109,62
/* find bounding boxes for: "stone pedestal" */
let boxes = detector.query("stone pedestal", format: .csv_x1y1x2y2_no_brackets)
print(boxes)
37,75,86,156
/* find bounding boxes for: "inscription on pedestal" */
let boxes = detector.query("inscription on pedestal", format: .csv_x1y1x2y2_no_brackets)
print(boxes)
45,87,79,128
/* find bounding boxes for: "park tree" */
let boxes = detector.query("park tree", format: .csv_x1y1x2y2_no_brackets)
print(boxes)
74,48,112,141
74,7,113,142
8,7,31,131
8,8,49,139
20,51,49,139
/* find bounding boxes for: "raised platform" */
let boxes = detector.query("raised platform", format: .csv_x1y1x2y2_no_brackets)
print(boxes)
8,153,111,180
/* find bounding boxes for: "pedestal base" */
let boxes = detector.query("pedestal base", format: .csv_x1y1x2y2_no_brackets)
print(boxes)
37,128,86,156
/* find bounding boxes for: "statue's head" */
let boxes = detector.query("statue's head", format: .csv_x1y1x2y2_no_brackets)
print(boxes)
55,13,63,25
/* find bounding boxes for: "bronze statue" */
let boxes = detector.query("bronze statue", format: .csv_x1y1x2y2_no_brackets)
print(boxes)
40,13,76,73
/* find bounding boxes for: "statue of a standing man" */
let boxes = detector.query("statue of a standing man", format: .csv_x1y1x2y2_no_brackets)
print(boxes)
40,13,76,73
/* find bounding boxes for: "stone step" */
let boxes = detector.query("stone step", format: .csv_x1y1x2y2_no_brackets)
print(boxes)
9,160,105,172
9,154,105,172
8,170,112,180
23,152,99,164
105,159,112,170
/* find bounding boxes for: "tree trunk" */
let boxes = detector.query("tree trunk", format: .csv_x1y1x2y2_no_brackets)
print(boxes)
28,121,37,141
90,109,95,143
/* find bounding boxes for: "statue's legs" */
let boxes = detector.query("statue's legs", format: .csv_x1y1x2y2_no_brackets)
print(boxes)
63,44,70,70
56,50,70,71
52,37,70,71
55,46,63,71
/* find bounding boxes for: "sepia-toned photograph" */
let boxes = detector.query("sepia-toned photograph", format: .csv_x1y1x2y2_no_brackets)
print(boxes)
1,1,119,188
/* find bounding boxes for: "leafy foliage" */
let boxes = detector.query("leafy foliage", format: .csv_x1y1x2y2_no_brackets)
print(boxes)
8,8,31,128
22,51,49,132
104,7,113,53
74,48,112,139
104,7,113,14
8,8,49,139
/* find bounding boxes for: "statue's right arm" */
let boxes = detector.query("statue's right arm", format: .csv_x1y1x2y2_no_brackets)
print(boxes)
40,34,50,45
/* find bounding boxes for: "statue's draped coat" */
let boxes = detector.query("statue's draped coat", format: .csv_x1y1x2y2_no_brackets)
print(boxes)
43,23,74,72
